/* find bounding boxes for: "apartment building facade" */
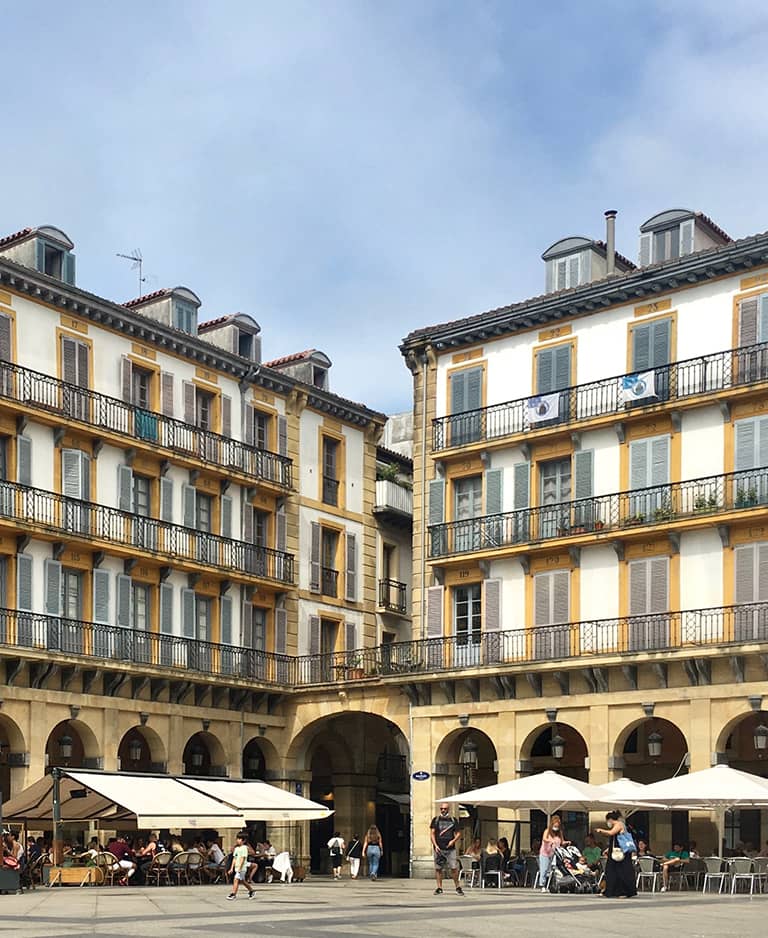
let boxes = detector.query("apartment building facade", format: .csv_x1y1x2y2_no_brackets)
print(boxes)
400,208,768,865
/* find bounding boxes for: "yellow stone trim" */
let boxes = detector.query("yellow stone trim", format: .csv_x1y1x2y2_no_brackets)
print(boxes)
195,365,219,385
451,348,484,364
253,388,276,406
59,314,88,334
634,298,672,317
538,324,572,342
130,342,157,361
443,565,484,586
740,270,768,290
0,290,12,306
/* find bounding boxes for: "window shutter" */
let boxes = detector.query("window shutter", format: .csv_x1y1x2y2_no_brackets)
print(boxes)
116,574,132,629
160,477,173,522
483,578,501,632
62,251,76,285
16,436,31,485
345,621,357,652
309,522,321,593
244,403,255,446
161,372,174,416
556,258,567,290
485,468,503,515
220,595,232,644
534,573,550,626
513,462,530,509
629,560,647,616
221,495,232,538
758,544,768,601
573,450,594,500
76,342,89,388
62,449,82,498
93,569,110,625
545,260,554,294
159,583,173,633
275,606,287,654
241,599,253,647
466,367,482,410
649,557,668,613
0,313,11,362
242,497,254,543
428,479,445,525
553,345,571,390
735,419,756,472
426,585,444,638
121,356,133,403
345,532,357,602
568,254,580,287
35,239,45,273
44,559,62,616
536,347,554,394
277,415,288,456
632,323,651,371
221,395,232,437
183,381,195,424
182,484,196,528
759,417,768,468
16,554,32,611
650,436,670,486
651,319,671,367
181,588,195,637
62,336,77,384
735,545,754,604
759,296,768,344
738,297,759,347
309,615,321,655
117,464,133,512
552,570,570,623
679,219,694,256
450,371,466,414
629,439,649,489
276,503,286,552
639,233,652,267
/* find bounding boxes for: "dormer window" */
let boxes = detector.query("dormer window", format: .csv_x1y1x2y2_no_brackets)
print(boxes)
640,219,693,266
43,243,63,278
313,366,328,389
35,237,76,284
173,300,197,334
238,330,253,358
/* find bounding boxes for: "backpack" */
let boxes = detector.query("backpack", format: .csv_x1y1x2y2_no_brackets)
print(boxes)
330,839,342,857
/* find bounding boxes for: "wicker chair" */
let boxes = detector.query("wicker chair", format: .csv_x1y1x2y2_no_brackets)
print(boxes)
94,851,121,886
146,851,173,886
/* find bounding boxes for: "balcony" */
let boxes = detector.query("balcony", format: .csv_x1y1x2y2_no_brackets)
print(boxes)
0,359,292,489
0,606,293,685
428,466,768,560
373,479,413,526
320,566,338,597
378,578,408,614
432,340,768,452
0,480,294,586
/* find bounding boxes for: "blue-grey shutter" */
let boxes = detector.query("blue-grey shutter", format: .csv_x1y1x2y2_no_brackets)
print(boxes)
483,579,501,632
117,465,133,512
739,297,759,347
649,557,668,613
160,477,173,522
426,585,444,638
428,479,445,524
160,583,173,633
61,336,77,384
275,607,287,654
183,381,195,424
534,574,550,626
545,261,555,294
181,588,195,638
485,468,503,514
629,560,647,616
182,484,196,528
513,462,530,509
62,448,82,498
679,219,694,256
35,239,46,273
650,436,670,486
345,533,357,602
221,495,232,538
759,296,768,343
553,345,571,390
466,367,482,410
220,595,232,644
241,599,253,647
161,372,174,416
552,570,570,623
632,324,651,371
276,503,286,552
16,436,31,486
44,559,62,616
651,319,671,367
76,343,88,389
0,313,11,363
16,554,32,611
450,371,466,414
735,545,754,604
573,450,594,499
568,255,580,287
277,416,288,456
630,439,649,489
735,419,756,472
639,233,652,267
121,356,133,403
309,615,321,655
116,574,132,629
345,621,357,652
93,569,110,625
310,522,321,593
221,395,232,437
536,348,554,394
243,404,255,446
242,498,253,543
62,252,76,285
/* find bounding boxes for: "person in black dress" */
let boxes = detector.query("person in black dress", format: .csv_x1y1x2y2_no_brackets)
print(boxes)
596,810,637,898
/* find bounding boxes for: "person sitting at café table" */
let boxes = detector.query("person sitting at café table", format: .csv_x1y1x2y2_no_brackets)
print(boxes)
108,836,137,884
660,842,689,892
582,834,603,869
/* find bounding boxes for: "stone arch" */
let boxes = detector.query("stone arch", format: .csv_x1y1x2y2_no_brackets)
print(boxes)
0,714,27,801
613,716,688,783
434,727,498,792
117,725,167,772
181,730,227,776
286,711,406,776
519,722,588,780
45,719,100,769
0,713,26,753
715,709,768,771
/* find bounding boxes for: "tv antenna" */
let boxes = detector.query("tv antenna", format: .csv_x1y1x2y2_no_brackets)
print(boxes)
116,249,145,295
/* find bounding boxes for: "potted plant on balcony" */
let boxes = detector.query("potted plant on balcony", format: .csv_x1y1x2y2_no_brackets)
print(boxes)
593,519,605,531
653,499,675,522
346,656,365,679
693,493,720,513
624,512,646,526
736,486,758,508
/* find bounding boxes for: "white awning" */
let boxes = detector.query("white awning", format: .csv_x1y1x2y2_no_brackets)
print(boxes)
179,778,332,821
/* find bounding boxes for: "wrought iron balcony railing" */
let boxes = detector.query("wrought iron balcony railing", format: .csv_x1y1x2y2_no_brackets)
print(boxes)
432,340,768,451
322,476,339,506
0,480,294,585
0,359,292,489
428,466,768,559
321,566,338,597
0,606,293,684
378,578,408,614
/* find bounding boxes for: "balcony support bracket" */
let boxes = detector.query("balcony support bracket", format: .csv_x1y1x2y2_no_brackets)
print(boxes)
570,432,581,451
187,573,200,589
612,541,625,563
520,443,531,461
729,655,745,684
670,411,682,434
569,547,581,568
402,683,430,706
525,672,542,697
439,681,455,704
463,678,480,703
92,440,103,459
150,678,168,702
478,561,490,578
82,669,101,694
160,460,170,477
212,685,229,709
61,666,81,692
219,580,231,597
15,415,27,435
170,680,192,705
490,674,516,699
760,654,768,679
621,665,638,690
124,558,136,575
4,658,23,687
480,451,490,467
131,675,150,699
159,566,171,582
194,684,211,707
15,535,30,554
651,662,668,688
615,422,626,444
518,554,530,576
105,672,129,697
267,693,284,715
53,427,65,447
220,478,230,495
230,688,248,711
719,401,731,422
52,542,65,561
718,525,730,548
695,657,711,685
125,448,136,466
553,671,570,695
581,668,597,693
188,469,199,485
251,692,267,712
93,551,105,569
668,533,680,555
30,661,58,690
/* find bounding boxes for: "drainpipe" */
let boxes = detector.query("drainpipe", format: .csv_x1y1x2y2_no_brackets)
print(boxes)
605,210,617,275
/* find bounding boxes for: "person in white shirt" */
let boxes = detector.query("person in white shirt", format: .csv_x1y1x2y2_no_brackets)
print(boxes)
327,832,346,880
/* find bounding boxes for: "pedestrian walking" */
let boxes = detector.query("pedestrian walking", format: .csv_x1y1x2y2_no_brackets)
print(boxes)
346,834,363,879
327,832,345,880
430,803,463,896
596,810,637,899
362,825,383,880
227,833,256,900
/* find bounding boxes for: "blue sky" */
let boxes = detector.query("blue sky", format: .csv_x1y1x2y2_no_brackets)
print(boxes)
3,1,768,413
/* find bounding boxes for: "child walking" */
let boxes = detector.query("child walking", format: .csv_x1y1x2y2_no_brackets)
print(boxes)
227,833,256,900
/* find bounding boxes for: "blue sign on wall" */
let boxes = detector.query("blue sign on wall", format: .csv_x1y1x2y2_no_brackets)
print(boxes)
412,771,430,781
295,782,303,796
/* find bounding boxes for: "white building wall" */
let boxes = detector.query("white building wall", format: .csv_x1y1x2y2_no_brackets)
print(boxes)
580,546,620,623
680,407,724,480
679,531,723,611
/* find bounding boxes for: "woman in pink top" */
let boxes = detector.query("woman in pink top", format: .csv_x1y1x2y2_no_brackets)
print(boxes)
538,815,564,890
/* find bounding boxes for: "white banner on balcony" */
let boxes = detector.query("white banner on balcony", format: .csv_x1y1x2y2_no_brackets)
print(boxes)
619,370,656,403
527,393,559,424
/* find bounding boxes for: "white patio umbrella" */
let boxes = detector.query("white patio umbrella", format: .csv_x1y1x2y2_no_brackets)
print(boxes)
440,770,621,816
597,778,667,813
628,764,768,852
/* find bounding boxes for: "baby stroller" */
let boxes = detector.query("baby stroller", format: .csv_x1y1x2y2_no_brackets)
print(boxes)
550,845,599,894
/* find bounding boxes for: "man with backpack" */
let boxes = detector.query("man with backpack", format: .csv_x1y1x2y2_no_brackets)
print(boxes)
430,803,464,896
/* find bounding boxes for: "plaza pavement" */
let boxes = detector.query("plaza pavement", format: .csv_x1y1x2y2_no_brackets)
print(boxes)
2,877,766,938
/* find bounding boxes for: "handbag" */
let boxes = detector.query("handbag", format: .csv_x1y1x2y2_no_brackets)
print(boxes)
616,829,637,854
610,846,624,862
